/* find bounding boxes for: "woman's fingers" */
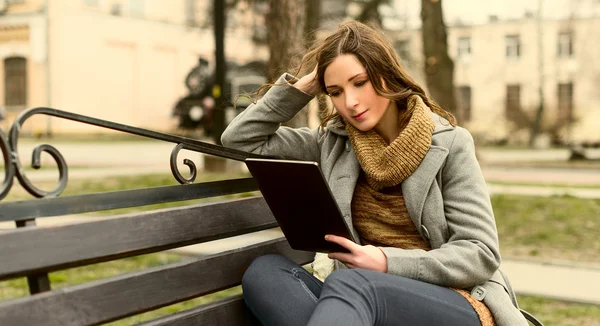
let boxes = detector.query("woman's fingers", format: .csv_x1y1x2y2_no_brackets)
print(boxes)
324,235,388,272
328,252,354,264
325,234,357,251
325,235,358,264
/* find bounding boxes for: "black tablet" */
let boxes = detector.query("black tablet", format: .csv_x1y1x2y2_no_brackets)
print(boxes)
245,158,354,253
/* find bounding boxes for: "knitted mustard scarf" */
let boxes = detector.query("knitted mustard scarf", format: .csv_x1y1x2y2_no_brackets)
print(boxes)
345,95,435,191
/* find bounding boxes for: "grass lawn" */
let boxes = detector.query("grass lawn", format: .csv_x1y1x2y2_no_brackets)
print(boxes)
518,295,600,326
492,194,600,264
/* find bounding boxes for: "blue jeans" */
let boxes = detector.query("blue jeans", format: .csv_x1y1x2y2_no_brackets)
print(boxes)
242,254,482,326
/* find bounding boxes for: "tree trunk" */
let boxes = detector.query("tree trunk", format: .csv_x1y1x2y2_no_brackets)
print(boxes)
421,0,457,117
266,0,307,127
266,0,304,81
304,0,330,123
529,0,544,148
356,0,383,27
304,0,321,47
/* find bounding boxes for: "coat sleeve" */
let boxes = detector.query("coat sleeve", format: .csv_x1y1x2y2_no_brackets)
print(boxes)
220,73,322,162
380,127,501,288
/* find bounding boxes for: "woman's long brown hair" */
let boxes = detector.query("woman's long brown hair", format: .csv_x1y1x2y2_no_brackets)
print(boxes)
258,20,456,128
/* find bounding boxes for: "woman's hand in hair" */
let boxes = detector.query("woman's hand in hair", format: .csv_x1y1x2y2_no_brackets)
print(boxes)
325,234,388,273
293,66,321,96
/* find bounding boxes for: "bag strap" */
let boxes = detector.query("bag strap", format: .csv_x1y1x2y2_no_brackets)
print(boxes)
499,270,545,325
521,309,544,326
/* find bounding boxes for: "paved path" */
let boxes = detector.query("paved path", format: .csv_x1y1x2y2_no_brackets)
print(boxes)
478,147,600,163
6,140,600,186
488,184,600,199
483,166,600,186
15,164,600,185
501,259,600,305
9,141,600,166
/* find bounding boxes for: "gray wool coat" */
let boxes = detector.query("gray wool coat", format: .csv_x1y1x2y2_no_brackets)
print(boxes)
221,74,528,326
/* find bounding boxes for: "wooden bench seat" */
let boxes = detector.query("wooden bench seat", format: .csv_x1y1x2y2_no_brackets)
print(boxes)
0,178,314,325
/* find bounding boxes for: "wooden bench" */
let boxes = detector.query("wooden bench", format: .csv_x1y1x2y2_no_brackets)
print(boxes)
0,108,544,326
0,108,314,325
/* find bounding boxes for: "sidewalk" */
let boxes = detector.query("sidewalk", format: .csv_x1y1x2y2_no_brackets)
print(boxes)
2,216,599,306
488,184,600,199
501,259,600,305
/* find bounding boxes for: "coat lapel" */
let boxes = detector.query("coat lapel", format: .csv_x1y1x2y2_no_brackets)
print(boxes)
401,145,449,228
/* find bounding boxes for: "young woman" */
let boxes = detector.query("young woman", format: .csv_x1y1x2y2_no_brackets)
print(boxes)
221,20,528,326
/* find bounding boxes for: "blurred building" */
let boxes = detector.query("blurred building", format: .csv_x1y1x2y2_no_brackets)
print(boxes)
0,0,268,134
389,15,600,146
4,1,597,146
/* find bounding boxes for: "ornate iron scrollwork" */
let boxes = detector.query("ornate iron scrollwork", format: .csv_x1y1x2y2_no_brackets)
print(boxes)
0,128,14,201
170,143,197,184
9,109,70,198
1,107,263,201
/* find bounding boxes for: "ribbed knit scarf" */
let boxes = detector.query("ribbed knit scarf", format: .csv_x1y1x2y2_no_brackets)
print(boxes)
345,95,435,191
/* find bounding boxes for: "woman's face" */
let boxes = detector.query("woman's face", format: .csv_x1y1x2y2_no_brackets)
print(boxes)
323,54,392,132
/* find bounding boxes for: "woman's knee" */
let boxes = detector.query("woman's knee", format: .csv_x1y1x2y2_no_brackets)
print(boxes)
326,268,373,283
322,269,375,295
242,254,289,293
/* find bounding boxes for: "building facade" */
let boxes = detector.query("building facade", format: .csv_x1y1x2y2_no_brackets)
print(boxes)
0,0,268,134
390,16,600,146
2,1,598,145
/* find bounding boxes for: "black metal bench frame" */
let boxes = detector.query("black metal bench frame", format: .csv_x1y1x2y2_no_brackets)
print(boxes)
0,108,313,325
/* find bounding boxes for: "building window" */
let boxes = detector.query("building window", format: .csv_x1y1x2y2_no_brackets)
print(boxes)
456,86,472,122
557,31,574,58
185,0,197,26
505,35,520,59
83,0,99,7
505,84,521,119
129,0,144,17
4,57,27,110
457,37,471,59
394,39,411,62
558,83,574,121
110,3,123,15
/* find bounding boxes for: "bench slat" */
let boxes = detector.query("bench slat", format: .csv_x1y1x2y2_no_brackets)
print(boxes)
138,295,260,326
0,238,314,326
0,178,258,222
0,197,277,280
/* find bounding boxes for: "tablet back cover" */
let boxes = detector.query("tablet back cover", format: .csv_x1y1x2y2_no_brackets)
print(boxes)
245,158,353,253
